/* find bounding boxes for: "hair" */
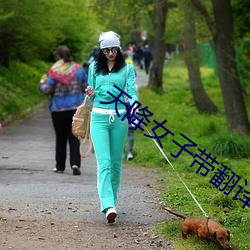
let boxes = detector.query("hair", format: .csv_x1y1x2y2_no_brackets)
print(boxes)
95,48,126,75
122,51,128,59
54,45,73,63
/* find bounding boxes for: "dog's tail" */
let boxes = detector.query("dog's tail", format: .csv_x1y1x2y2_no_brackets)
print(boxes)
161,206,187,220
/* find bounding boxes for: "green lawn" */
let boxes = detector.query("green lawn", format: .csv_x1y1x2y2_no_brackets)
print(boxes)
129,58,250,250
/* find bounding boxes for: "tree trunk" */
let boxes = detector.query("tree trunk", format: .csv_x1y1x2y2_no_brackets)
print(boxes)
147,0,168,89
191,0,250,134
212,0,250,134
184,4,218,114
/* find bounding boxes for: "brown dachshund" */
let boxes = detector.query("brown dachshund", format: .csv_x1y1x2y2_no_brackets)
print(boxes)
162,207,231,249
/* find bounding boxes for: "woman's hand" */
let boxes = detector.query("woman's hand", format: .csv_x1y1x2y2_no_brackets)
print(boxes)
85,86,96,97
131,108,138,115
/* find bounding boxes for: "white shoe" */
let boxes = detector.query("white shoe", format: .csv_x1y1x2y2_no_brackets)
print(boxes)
53,168,64,173
72,165,81,175
127,152,133,160
105,207,117,223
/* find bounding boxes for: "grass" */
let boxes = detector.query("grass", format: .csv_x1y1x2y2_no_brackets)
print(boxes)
0,60,50,124
208,134,250,159
129,58,250,250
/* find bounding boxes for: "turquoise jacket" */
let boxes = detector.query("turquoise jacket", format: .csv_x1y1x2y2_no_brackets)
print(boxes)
87,62,138,110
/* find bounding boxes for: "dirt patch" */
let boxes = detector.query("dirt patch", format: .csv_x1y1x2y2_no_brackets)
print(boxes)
0,216,174,250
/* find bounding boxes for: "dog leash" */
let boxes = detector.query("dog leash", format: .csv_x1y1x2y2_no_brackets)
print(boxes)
144,126,209,218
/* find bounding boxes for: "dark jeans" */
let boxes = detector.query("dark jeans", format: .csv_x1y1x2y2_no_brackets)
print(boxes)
128,126,134,152
144,59,151,74
51,110,80,171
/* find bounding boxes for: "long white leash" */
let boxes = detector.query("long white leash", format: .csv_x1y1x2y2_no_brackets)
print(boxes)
144,125,209,218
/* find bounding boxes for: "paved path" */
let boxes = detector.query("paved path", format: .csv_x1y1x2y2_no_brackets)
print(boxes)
135,68,149,88
0,68,152,223
0,107,164,224
0,71,174,249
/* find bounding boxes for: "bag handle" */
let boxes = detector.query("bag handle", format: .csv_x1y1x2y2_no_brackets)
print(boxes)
79,95,94,158
79,137,94,158
83,94,88,105
79,112,94,158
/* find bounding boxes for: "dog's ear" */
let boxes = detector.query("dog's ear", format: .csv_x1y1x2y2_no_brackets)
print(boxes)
227,230,230,241
213,231,217,240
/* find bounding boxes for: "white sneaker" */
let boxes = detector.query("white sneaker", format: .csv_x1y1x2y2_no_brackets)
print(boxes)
72,165,81,175
53,168,64,173
105,207,117,223
127,152,133,160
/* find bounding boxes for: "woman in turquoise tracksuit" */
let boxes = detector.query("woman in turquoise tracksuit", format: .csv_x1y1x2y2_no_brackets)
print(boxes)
86,31,138,223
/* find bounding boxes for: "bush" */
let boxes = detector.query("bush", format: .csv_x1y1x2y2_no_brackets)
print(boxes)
208,134,250,159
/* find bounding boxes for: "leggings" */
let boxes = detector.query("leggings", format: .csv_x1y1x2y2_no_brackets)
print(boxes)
90,111,128,212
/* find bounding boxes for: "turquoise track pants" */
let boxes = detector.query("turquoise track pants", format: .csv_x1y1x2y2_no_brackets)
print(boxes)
90,111,128,212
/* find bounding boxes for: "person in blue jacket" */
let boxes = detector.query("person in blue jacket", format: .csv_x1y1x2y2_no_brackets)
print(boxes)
85,31,138,223
39,45,88,176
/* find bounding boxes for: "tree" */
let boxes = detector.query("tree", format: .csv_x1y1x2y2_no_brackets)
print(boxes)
184,1,218,114
232,0,250,96
91,0,155,47
0,0,98,66
148,0,177,89
191,0,250,134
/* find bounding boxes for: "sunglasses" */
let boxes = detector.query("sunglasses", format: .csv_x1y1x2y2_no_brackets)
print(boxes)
102,47,119,55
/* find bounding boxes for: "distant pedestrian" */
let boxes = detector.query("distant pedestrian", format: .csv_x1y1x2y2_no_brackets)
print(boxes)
134,45,144,69
39,45,88,175
85,31,138,223
125,95,138,161
86,46,99,71
123,52,138,160
143,44,152,74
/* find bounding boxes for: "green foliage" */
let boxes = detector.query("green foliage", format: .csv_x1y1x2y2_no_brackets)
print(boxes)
0,0,100,66
0,60,49,122
165,3,184,44
165,0,213,45
232,0,250,39
92,0,155,45
208,134,250,159
236,37,250,95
